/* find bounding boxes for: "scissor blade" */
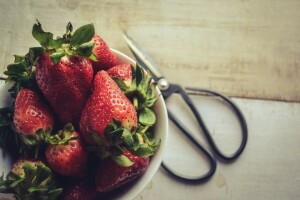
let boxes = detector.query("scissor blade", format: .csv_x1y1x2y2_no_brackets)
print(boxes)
123,32,164,79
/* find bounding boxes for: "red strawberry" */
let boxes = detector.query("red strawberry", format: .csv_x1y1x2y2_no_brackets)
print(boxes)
36,53,93,125
60,180,97,200
96,151,149,192
79,70,137,144
107,63,132,86
45,126,88,178
14,88,54,136
91,34,118,71
32,22,96,125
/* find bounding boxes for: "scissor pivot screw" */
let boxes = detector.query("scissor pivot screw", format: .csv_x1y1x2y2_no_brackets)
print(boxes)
158,78,169,91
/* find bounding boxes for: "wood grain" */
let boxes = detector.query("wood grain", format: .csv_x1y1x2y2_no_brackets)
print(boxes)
0,0,300,101
136,96,300,200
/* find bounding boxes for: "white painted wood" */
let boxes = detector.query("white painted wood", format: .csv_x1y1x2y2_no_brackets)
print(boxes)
136,97,300,200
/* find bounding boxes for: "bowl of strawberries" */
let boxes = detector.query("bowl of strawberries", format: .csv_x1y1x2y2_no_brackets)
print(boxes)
0,21,168,200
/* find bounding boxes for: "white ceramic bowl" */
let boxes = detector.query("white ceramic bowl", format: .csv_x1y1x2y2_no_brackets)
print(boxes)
0,49,169,200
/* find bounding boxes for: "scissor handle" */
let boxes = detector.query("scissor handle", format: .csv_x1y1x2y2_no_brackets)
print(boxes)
184,87,248,161
162,110,217,183
163,84,248,161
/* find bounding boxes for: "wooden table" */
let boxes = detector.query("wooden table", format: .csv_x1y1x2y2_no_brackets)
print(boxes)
1,0,299,199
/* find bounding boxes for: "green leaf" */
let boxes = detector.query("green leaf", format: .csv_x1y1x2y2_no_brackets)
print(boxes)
146,96,158,107
130,143,154,157
90,132,107,147
29,47,44,57
142,74,152,92
50,51,65,64
122,129,134,147
112,154,134,167
34,163,51,183
89,52,98,61
45,124,76,145
48,188,63,200
23,164,36,184
49,38,64,50
19,135,38,146
146,135,161,149
139,107,156,125
111,77,130,92
74,41,95,57
32,21,54,48
5,63,27,75
135,64,144,86
9,177,24,188
14,55,25,63
70,23,95,46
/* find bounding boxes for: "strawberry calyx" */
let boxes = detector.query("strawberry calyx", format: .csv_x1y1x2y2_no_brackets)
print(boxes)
111,64,158,126
3,47,43,98
32,20,97,64
87,119,160,167
44,123,78,146
18,123,78,159
0,159,62,200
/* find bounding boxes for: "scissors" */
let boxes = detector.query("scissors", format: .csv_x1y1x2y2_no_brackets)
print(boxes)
123,32,248,183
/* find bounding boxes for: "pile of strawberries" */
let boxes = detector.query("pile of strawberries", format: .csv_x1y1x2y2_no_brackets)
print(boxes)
0,21,159,200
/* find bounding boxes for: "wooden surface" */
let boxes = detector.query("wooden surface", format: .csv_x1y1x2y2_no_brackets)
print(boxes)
136,96,300,200
1,1,300,200
0,0,300,101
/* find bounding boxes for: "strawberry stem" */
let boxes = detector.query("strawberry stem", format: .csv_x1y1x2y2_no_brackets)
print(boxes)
136,133,144,145
133,97,138,109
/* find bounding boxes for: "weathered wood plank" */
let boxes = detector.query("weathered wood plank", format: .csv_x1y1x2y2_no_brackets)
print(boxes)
1,0,299,102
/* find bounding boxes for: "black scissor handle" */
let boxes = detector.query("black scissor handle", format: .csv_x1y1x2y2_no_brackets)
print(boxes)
165,84,248,161
162,110,217,183
184,87,248,161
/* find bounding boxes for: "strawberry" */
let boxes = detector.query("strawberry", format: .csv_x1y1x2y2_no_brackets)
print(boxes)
32,21,96,125
36,53,93,125
90,34,118,71
96,151,149,193
79,70,137,145
45,124,88,178
110,63,158,126
107,63,132,86
14,88,54,136
60,179,97,200
0,159,62,200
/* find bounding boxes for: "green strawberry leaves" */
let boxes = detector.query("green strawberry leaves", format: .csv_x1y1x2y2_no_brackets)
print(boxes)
109,64,161,163
18,123,78,159
32,21,64,50
32,21,55,49
32,21,97,64
74,41,96,58
49,50,65,65
70,23,95,46
4,47,43,100
112,154,134,167
138,107,156,126
1,161,62,200
87,119,160,166
44,123,78,145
